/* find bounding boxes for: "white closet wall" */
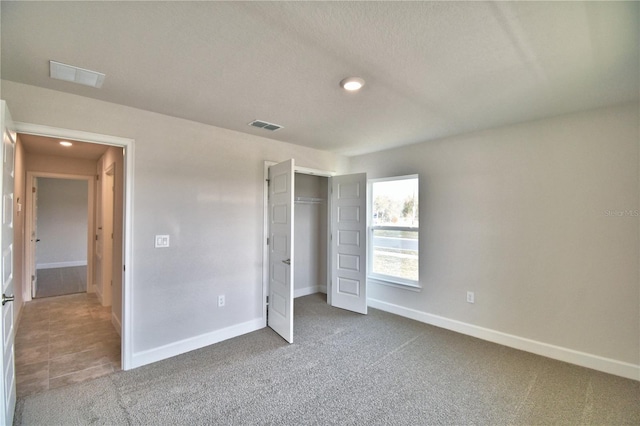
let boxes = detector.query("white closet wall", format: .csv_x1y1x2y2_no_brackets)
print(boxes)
294,174,328,298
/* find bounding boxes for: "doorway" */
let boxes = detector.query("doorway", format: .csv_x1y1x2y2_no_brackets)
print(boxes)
14,122,134,372
30,176,91,299
263,159,368,344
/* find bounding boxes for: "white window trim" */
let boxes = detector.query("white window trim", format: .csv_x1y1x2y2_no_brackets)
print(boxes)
367,174,420,289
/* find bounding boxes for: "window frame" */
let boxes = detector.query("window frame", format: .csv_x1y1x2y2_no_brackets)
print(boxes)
367,174,420,289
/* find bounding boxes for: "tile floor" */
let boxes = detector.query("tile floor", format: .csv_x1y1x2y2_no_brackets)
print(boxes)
35,266,87,298
15,292,121,398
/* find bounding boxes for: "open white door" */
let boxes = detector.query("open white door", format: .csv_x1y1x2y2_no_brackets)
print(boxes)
330,173,367,314
267,159,295,343
0,101,17,425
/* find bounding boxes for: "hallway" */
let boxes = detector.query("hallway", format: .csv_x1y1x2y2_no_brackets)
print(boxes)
15,293,121,398
35,265,87,298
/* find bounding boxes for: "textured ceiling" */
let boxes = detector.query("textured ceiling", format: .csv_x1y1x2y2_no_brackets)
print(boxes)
1,1,638,156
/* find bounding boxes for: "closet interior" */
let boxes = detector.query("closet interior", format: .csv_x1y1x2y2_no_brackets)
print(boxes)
294,173,328,298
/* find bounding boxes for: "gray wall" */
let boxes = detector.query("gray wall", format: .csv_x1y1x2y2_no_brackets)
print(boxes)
4,79,637,375
1,80,348,362
36,178,88,268
349,102,640,366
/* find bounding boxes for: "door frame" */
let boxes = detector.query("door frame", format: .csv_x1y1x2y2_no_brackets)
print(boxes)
14,122,135,371
24,172,95,301
262,160,335,326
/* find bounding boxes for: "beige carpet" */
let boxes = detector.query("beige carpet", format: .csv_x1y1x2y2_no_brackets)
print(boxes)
14,293,640,425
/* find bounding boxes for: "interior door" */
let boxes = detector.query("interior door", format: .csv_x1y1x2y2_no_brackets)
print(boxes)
0,101,17,425
330,173,368,314
267,159,294,343
30,178,38,298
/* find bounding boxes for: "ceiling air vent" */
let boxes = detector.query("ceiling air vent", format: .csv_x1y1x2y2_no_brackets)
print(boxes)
50,60,105,88
249,120,283,132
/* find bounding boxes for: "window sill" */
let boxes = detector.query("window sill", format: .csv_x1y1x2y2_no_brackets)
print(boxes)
367,277,422,292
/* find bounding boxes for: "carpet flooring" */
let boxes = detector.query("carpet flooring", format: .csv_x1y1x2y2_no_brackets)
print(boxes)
14,293,640,425
35,266,87,298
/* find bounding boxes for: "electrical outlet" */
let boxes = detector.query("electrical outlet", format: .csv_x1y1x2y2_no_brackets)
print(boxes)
467,291,475,304
218,295,225,307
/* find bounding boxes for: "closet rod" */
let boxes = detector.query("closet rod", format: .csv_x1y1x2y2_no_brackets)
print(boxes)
294,196,325,204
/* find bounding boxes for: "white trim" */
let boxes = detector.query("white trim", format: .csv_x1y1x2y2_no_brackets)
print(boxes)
16,121,135,371
367,298,640,381
36,261,87,269
111,312,122,336
294,285,326,298
14,122,131,147
130,318,263,369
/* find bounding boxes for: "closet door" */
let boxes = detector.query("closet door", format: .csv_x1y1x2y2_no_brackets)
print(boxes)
330,173,367,314
267,159,295,343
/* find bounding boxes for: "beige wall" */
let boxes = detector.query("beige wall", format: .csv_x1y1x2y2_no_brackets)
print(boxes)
12,136,26,325
350,102,640,366
26,154,97,176
98,146,124,331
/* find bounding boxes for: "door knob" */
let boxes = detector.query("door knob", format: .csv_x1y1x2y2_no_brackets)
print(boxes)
2,294,14,306
282,259,291,265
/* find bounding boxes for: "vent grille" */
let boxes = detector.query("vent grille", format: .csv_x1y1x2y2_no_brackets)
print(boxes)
50,61,105,88
249,120,283,132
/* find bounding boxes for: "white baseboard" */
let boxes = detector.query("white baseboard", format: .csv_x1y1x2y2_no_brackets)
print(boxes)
367,298,640,381
294,285,326,298
111,312,122,336
130,318,263,369
36,260,87,269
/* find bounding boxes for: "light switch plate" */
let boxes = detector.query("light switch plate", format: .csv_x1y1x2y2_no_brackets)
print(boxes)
155,235,170,248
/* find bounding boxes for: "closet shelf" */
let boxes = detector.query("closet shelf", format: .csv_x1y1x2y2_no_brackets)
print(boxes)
294,196,325,204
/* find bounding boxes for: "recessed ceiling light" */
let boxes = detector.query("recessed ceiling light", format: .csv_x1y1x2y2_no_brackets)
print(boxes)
59,141,73,147
340,77,365,91
50,60,105,88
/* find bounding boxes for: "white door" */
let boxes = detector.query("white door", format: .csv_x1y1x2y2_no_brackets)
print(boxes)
330,173,368,314
30,178,38,297
0,101,17,425
267,159,294,343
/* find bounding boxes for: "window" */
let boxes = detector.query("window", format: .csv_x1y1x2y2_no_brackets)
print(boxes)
368,175,419,288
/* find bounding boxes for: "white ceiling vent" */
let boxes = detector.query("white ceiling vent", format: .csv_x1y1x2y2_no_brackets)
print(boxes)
249,120,283,132
50,60,105,88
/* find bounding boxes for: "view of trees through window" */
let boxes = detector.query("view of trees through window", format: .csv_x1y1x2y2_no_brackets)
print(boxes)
370,177,419,284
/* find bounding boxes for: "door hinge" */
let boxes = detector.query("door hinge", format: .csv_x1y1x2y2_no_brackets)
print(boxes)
96,174,100,181
31,275,35,282
111,233,114,239
266,179,270,185
32,187,36,193
95,234,98,241
266,295,269,305
123,265,126,272
266,237,269,245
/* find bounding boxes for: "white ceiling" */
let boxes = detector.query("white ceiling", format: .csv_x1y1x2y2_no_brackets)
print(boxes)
1,1,638,156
